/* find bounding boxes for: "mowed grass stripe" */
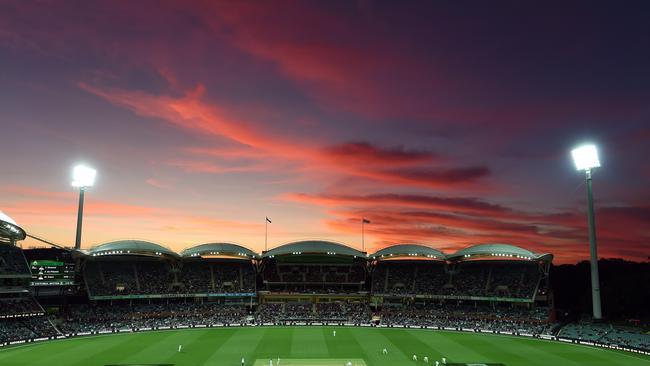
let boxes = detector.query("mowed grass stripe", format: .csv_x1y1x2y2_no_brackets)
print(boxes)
322,327,360,358
455,333,545,366
412,330,487,362
0,333,128,366
508,335,610,366
251,327,293,360
163,327,238,366
201,326,269,366
144,328,223,366
381,327,441,361
291,327,329,358
350,327,411,365
0,327,648,366
69,330,179,366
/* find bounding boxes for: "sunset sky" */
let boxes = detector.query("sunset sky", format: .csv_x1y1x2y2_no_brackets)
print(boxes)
1,1,649,263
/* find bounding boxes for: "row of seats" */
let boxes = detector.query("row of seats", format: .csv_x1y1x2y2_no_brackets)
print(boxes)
0,245,30,276
372,261,541,299
83,260,256,296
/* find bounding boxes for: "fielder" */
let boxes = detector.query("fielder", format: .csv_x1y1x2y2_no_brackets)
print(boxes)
333,330,337,337
424,356,428,363
442,357,446,364
382,348,388,355
412,355,417,361
178,345,182,353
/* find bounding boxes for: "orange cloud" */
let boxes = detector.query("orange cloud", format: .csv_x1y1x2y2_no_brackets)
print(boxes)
80,82,491,190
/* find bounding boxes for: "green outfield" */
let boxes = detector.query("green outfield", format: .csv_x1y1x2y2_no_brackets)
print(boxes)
0,327,648,366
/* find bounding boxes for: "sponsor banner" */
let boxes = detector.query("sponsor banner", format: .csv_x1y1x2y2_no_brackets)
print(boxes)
89,293,256,300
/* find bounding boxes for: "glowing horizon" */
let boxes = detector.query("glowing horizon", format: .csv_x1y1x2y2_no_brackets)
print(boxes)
1,1,649,264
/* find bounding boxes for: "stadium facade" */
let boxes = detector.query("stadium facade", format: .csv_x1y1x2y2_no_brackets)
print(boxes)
2,215,650,355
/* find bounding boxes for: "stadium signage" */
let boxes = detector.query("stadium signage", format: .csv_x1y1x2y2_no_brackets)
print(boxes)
88,292,256,300
410,294,534,303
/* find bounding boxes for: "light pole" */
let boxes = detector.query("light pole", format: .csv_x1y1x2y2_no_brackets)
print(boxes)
571,144,602,320
71,164,96,250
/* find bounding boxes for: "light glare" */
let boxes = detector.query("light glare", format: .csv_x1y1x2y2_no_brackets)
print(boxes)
571,144,600,171
72,165,97,187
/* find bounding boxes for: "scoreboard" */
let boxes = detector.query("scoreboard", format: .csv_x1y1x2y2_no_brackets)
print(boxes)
30,260,76,286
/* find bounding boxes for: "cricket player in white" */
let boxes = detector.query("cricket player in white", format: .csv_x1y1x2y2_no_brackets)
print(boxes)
442,357,446,364
423,356,428,363
333,330,336,337
412,355,417,361
269,359,273,366
382,348,388,355
346,362,352,366
241,358,245,366
178,345,182,352
435,361,439,366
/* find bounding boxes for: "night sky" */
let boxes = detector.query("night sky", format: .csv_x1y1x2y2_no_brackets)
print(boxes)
1,1,649,263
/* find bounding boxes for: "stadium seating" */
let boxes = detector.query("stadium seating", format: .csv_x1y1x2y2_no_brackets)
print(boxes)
57,302,249,334
262,261,367,293
0,244,31,276
255,301,370,323
378,303,550,335
558,322,650,350
0,297,43,318
372,260,541,299
84,259,255,296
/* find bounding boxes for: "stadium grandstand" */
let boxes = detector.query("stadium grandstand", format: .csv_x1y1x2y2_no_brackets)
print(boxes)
0,229,649,359
82,240,256,303
0,212,60,344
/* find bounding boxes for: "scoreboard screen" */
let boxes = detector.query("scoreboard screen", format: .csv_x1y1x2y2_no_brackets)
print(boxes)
30,260,76,286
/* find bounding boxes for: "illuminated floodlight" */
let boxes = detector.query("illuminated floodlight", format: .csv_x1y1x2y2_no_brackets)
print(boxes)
569,143,603,320
571,145,600,171
72,165,97,188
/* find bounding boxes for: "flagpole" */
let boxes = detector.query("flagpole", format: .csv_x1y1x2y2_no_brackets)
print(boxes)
265,218,268,252
362,218,365,252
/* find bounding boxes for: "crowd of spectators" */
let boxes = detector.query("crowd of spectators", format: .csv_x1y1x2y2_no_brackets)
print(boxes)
262,262,366,293
0,296,43,318
2,298,649,352
558,322,650,350
378,303,550,335
57,302,249,333
0,244,31,276
84,260,256,296
254,301,370,323
0,315,59,343
373,260,542,299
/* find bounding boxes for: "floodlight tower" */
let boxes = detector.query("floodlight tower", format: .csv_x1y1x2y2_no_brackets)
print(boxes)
571,144,602,320
72,164,96,250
